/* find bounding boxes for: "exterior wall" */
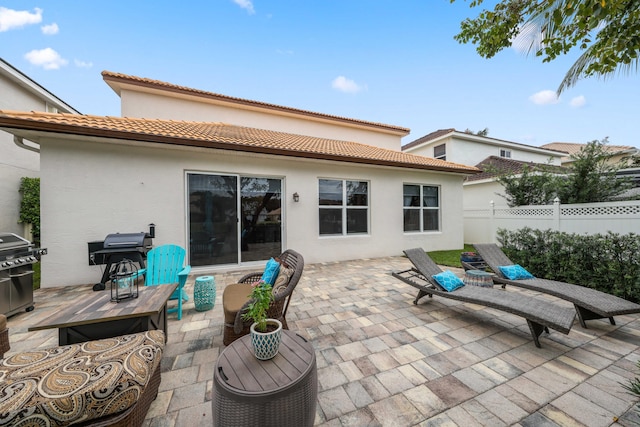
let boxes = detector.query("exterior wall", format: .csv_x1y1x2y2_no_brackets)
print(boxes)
0,73,44,235
463,180,508,209
119,90,403,151
405,136,562,167
39,136,465,287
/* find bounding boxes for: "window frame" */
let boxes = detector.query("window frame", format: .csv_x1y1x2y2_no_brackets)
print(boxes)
500,149,511,158
433,144,446,160
318,178,370,236
402,183,441,233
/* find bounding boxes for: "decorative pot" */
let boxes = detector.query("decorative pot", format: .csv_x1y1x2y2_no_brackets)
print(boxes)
250,319,283,360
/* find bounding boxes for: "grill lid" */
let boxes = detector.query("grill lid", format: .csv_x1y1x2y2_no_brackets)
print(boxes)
103,232,148,248
0,233,32,251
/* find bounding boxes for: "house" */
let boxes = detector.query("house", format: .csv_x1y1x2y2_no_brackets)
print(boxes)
402,128,564,167
403,129,566,209
540,142,639,167
0,72,479,288
0,58,80,236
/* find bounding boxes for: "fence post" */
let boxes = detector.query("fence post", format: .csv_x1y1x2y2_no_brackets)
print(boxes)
489,200,496,243
553,197,560,231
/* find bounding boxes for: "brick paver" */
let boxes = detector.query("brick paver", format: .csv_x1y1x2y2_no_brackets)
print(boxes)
3,255,640,426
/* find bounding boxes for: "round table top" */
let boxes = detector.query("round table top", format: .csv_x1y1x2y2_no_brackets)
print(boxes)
215,330,315,395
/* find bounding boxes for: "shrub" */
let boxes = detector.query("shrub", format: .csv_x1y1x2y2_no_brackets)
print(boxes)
19,177,40,244
497,227,640,303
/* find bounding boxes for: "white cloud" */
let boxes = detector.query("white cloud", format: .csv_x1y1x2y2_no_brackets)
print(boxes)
74,59,93,68
41,22,58,35
0,7,42,32
570,95,586,108
24,48,68,70
233,0,255,14
276,49,293,55
331,76,365,94
529,90,560,105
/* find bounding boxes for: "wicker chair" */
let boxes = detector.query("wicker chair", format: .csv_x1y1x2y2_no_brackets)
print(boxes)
223,249,304,346
392,248,576,348
473,243,640,328
0,315,9,358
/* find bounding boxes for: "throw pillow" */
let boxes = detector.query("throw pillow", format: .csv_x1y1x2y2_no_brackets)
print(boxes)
498,264,535,280
260,258,281,285
273,266,294,296
432,270,465,292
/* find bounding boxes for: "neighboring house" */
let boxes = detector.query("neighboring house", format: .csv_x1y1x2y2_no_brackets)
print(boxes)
540,142,639,167
403,128,565,166
0,72,479,288
463,156,567,208
403,129,566,209
0,58,80,236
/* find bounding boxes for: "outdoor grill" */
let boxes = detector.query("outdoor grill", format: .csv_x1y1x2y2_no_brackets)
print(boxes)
0,232,47,317
89,226,154,291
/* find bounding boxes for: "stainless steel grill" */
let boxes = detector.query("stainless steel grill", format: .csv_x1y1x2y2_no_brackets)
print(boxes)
0,233,47,317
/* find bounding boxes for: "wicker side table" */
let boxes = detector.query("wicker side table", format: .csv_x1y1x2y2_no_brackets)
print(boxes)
464,270,494,287
194,276,215,312
213,330,317,427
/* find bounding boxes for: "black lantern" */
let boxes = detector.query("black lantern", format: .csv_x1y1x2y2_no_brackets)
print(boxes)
110,259,139,302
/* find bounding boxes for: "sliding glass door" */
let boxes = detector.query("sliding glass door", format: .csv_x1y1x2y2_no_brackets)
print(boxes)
188,173,282,266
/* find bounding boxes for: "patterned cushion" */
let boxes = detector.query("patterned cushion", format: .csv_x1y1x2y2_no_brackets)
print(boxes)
260,258,281,285
432,270,465,292
273,266,294,296
498,264,535,280
0,330,164,426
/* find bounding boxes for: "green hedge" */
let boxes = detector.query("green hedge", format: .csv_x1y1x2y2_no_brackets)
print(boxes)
497,227,640,303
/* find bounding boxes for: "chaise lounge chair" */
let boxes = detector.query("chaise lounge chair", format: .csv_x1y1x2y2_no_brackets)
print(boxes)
392,248,576,348
472,243,640,328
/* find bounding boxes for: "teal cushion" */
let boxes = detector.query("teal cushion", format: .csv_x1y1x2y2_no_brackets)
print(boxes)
432,270,464,292
260,258,281,285
498,264,535,280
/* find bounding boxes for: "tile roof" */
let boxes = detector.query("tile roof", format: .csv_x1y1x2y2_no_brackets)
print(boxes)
540,142,637,156
102,71,410,135
0,110,480,174
402,128,455,150
465,156,567,182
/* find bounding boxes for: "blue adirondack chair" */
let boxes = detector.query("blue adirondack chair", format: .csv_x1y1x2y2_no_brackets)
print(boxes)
138,244,191,320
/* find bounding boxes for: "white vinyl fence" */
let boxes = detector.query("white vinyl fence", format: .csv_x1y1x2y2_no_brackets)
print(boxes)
464,198,640,243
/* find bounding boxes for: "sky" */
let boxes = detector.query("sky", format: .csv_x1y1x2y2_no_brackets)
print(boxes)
1,1,639,149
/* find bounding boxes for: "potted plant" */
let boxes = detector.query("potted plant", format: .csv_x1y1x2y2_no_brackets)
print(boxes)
242,280,283,360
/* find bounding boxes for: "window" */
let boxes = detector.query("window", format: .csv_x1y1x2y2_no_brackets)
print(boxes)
45,103,58,113
403,184,440,232
319,179,368,235
500,149,511,158
433,144,446,160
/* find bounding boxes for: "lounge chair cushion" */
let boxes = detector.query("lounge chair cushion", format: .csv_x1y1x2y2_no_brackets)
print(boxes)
499,264,535,280
432,270,465,292
260,258,281,285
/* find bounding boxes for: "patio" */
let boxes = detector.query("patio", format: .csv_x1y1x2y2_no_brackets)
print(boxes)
5,255,640,426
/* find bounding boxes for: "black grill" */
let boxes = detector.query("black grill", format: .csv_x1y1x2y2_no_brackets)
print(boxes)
89,229,153,291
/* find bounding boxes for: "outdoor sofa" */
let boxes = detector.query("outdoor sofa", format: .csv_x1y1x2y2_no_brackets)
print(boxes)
392,248,576,348
473,243,640,328
0,316,164,427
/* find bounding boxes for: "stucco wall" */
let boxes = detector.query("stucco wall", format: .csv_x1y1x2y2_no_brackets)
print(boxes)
119,90,404,152
39,136,465,287
0,74,43,235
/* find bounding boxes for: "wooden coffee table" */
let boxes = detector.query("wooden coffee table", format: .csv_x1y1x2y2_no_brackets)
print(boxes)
29,283,178,345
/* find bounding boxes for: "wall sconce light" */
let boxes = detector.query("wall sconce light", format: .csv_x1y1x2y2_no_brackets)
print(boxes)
293,192,300,203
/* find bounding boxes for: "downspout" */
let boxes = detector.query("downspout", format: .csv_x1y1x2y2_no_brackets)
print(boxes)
14,136,40,153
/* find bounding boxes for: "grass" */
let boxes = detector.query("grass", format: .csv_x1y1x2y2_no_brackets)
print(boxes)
427,244,476,268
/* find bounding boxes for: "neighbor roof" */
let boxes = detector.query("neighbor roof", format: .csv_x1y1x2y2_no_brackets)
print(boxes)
403,128,566,157
540,142,638,156
465,156,567,182
102,71,410,136
0,110,480,174
0,58,81,114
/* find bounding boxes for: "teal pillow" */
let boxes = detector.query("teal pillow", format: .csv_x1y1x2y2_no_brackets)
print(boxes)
498,264,535,280
260,258,281,285
432,270,464,292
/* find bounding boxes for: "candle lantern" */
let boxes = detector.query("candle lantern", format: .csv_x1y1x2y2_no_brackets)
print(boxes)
110,259,139,302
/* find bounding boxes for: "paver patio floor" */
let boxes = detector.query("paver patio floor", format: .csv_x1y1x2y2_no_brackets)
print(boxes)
5,255,640,426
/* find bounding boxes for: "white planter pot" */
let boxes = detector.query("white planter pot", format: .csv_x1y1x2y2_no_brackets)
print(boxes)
249,318,283,360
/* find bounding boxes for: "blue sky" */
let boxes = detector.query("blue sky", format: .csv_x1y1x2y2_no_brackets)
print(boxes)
2,1,639,149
